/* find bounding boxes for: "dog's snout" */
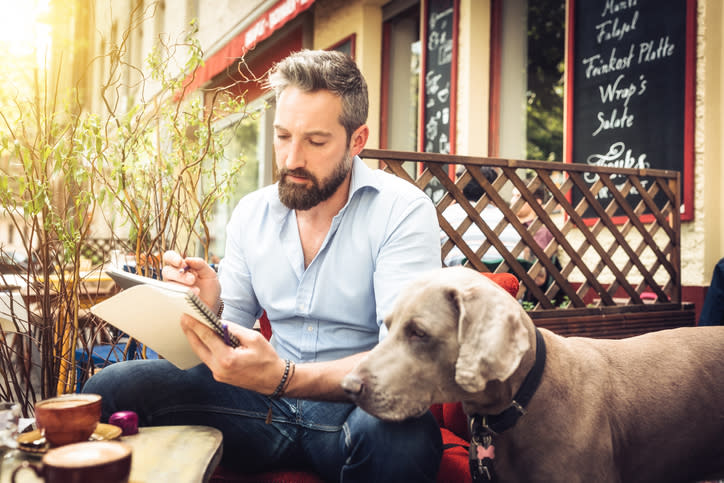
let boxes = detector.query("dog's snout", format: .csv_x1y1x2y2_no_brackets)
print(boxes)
341,374,364,399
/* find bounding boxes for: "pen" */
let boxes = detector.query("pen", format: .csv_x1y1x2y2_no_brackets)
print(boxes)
223,322,231,346
179,264,190,274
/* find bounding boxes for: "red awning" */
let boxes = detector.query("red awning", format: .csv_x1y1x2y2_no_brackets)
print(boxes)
182,0,315,94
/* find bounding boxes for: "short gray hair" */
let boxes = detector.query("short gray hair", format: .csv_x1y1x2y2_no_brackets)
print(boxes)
267,50,368,141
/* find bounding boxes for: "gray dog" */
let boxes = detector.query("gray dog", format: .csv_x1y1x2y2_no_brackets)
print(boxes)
342,266,724,482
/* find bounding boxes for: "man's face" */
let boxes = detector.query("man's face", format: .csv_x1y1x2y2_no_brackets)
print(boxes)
511,188,532,219
274,86,354,211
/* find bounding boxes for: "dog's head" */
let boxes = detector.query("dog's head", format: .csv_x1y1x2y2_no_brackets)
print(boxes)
341,266,532,421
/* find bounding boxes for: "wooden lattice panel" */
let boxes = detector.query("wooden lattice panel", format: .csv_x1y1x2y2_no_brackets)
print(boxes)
361,149,681,317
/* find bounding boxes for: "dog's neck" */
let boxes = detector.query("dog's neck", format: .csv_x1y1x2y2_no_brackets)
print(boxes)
462,322,541,416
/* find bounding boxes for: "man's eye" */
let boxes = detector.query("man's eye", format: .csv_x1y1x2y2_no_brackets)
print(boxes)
309,140,325,147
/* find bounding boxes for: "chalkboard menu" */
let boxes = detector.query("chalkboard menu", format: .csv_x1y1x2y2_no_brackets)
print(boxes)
568,0,695,220
422,0,457,154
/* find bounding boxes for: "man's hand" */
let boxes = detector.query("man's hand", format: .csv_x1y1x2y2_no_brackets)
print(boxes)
162,250,221,311
180,314,368,401
180,315,286,394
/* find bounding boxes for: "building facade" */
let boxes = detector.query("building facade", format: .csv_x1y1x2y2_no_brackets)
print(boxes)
80,0,723,310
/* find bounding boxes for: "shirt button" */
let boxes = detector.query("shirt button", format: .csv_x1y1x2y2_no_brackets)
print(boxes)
307,326,314,332
298,304,305,311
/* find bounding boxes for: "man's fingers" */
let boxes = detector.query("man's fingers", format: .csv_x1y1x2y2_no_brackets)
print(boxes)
181,315,224,355
163,250,184,267
181,318,213,362
225,322,265,347
162,251,194,284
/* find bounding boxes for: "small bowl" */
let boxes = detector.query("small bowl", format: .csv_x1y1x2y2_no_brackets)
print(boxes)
34,394,102,447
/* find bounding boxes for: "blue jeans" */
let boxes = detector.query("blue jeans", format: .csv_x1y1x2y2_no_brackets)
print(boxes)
83,360,442,482
700,258,724,326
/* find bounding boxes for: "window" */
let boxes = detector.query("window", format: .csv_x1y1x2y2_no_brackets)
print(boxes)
205,99,275,259
381,1,421,153
495,0,565,162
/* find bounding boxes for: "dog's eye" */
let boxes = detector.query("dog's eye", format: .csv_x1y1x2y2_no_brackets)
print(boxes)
406,324,428,340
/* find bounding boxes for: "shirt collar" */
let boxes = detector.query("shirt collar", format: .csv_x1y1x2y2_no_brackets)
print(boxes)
348,154,382,199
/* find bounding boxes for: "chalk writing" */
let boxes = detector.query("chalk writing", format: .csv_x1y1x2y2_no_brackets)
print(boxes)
582,44,635,79
596,10,639,43
571,0,688,217
602,0,638,17
593,106,634,136
584,142,648,178
638,36,675,63
423,0,455,155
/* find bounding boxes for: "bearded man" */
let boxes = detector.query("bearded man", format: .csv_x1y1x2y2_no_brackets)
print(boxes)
84,50,443,482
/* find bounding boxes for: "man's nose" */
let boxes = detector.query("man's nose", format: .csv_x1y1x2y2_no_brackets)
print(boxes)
283,139,305,171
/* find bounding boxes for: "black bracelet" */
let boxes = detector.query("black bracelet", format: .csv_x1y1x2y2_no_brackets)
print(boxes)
266,359,292,424
216,300,224,318
269,359,291,399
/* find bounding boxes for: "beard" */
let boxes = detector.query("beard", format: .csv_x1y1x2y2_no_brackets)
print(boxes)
278,151,353,211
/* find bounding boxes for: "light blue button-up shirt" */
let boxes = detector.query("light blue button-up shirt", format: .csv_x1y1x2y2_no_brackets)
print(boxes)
218,156,441,363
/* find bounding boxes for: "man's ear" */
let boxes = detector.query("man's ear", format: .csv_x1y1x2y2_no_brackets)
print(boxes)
349,125,369,157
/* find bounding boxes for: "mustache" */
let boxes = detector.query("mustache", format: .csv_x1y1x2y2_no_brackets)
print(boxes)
279,167,314,180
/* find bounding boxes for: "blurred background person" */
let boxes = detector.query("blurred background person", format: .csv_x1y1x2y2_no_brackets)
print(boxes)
699,257,724,325
510,185,553,259
441,167,519,266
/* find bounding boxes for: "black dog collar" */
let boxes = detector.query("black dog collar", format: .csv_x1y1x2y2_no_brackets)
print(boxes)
469,328,547,481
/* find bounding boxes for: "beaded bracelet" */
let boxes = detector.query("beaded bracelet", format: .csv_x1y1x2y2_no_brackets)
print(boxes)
279,361,296,398
216,300,224,318
269,359,291,399
266,359,294,424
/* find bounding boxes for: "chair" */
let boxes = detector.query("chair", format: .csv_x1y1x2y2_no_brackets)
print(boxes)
74,263,162,393
75,338,158,393
210,272,520,483
520,254,564,307
478,257,534,276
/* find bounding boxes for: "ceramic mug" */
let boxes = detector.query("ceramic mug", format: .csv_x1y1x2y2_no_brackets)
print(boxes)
11,440,132,483
34,394,102,446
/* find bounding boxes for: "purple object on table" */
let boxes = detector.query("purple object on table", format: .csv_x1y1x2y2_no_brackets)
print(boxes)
109,410,139,435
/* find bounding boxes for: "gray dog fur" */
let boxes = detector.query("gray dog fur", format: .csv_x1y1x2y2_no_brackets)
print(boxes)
342,266,724,482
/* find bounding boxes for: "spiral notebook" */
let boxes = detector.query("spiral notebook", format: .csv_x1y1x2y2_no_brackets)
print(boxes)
90,284,239,370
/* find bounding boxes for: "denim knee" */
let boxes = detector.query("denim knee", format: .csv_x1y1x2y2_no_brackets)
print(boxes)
340,408,442,482
82,359,178,422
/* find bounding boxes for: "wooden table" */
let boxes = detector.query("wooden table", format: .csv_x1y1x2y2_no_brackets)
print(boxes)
3,425,223,483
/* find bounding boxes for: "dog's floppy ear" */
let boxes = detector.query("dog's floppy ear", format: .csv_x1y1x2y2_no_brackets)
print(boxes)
451,276,530,393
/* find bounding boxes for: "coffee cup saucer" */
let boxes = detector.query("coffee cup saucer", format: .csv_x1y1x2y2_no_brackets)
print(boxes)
16,423,123,456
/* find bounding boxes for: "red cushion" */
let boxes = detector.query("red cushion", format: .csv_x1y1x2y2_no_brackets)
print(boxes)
430,403,444,427
259,311,272,341
438,427,472,483
480,272,519,298
210,467,323,483
442,401,469,440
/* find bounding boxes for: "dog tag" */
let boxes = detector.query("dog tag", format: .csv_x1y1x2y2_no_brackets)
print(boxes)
470,439,496,481
477,444,495,460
